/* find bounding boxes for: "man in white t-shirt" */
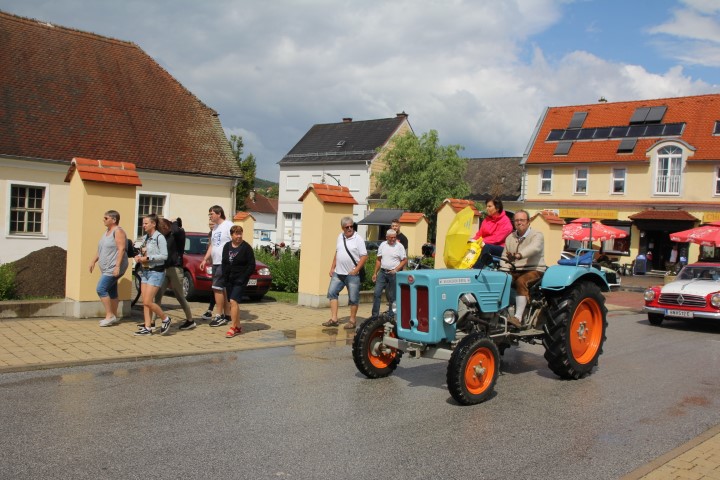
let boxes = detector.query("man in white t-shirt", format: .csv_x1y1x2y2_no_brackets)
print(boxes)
371,229,407,317
200,205,234,327
323,216,367,330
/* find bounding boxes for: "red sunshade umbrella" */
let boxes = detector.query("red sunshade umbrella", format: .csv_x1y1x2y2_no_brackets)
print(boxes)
670,221,720,247
561,218,628,242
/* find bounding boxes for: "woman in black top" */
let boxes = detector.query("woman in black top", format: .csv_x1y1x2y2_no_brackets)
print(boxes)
221,225,255,338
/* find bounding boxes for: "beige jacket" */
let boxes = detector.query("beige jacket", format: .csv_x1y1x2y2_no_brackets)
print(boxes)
501,228,546,271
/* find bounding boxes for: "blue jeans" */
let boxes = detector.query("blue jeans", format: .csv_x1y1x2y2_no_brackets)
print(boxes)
96,274,119,299
327,273,360,305
372,269,396,317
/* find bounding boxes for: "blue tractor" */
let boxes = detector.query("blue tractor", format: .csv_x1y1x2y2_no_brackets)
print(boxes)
352,251,609,405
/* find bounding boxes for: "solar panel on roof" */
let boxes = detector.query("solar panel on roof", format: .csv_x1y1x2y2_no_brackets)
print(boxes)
663,123,684,136
611,126,629,137
568,112,588,129
714,121,720,135
629,107,651,124
554,142,572,155
644,124,665,136
617,138,637,153
562,129,580,140
627,125,646,137
577,128,596,139
546,129,564,141
645,106,667,123
594,127,612,138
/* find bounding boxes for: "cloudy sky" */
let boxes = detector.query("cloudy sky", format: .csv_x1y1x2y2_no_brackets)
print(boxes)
2,0,719,181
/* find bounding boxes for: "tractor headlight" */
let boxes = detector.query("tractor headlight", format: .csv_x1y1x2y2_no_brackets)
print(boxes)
711,293,720,308
643,289,656,302
443,309,458,325
391,302,397,314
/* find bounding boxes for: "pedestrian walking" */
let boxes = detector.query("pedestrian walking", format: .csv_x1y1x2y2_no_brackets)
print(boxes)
201,220,216,321
322,216,368,329
153,218,196,331
200,206,234,327
221,225,255,338
89,210,129,327
371,229,407,318
134,213,172,336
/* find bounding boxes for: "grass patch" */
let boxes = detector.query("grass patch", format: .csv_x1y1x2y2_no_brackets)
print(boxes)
264,290,298,304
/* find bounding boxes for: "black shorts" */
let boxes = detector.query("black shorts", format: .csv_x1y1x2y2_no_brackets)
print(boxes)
226,284,246,303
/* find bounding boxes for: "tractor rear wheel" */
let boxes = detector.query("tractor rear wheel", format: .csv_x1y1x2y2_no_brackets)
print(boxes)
543,281,608,379
447,334,499,405
352,315,402,378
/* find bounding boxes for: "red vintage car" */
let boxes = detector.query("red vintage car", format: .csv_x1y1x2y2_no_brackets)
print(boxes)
182,232,272,301
643,262,720,326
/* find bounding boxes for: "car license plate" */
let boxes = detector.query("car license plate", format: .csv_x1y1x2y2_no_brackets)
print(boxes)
667,309,693,318
247,279,257,286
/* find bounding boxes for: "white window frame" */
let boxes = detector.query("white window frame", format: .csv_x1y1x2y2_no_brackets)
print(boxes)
574,168,588,194
611,168,626,195
715,166,720,196
286,175,300,191
6,180,50,238
136,192,169,238
540,168,553,194
349,174,361,192
654,146,682,196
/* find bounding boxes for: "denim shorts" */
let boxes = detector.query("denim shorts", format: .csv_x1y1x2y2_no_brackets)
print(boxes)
327,273,360,305
212,264,226,290
96,274,119,299
140,269,165,287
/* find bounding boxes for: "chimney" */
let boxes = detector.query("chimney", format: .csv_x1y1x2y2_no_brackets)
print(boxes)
342,117,352,123
249,190,256,202
396,111,408,119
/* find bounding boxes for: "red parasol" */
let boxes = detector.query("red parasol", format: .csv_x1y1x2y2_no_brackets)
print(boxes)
669,221,720,247
561,218,628,242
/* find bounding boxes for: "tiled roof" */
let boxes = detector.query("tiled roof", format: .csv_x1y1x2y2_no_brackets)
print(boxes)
526,94,720,165
298,183,358,205
0,12,240,178
628,209,698,221
398,212,426,224
64,157,142,186
537,210,565,225
438,198,481,216
244,192,278,214
466,157,522,201
279,115,409,165
232,211,255,221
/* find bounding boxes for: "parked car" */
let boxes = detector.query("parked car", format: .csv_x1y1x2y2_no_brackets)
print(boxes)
365,240,382,251
182,232,272,301
560,251,621,288
643,262,720,326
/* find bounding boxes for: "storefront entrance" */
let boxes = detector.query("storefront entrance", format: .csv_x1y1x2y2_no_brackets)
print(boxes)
635,220,696,271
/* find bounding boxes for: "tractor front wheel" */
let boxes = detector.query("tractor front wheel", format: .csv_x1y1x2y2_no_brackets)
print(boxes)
543,281,608,379
352,315,402,378
447,334,499,405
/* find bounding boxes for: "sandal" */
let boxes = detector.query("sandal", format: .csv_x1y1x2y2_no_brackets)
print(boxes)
225,326,242,338
343,322,356,330
322,320,340,327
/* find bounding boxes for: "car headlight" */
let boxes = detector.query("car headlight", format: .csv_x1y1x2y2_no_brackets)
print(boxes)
711,293,720,308
643,289,656,302
204,266,213,275
257,268,270,276
442,309,458,325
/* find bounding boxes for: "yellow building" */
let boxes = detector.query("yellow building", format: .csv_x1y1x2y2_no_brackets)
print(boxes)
522,94,720,270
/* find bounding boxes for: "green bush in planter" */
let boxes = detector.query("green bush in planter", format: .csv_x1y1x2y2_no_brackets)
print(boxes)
0,263,16,300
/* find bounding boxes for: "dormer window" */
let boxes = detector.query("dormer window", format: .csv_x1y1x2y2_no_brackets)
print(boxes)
336,140,346,147
655,145,682,195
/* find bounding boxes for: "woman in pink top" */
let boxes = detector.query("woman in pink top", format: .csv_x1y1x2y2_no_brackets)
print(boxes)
473,197,513,265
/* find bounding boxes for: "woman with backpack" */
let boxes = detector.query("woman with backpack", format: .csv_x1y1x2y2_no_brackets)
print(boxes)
89,210,129,327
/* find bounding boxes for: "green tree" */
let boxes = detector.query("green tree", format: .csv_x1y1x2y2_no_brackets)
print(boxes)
375,130,469,239
265,184,279,198
230,135,257,211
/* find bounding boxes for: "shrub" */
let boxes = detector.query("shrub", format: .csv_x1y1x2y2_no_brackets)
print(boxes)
254,248,300,293
0,263,16,300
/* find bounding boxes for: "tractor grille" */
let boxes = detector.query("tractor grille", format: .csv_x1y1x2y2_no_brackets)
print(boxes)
658,293,706,308
400,284,411,329
399,283,429,332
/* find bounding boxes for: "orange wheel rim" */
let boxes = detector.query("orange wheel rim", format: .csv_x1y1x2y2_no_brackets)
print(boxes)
464,347,495,394
570,298,603,364
367,328,397,369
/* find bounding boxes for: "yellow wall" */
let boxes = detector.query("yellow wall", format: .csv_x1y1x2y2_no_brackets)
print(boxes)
401,220,428,257
368,122,413,194
297,191,354,307
233,217,255,238
66,174,136,317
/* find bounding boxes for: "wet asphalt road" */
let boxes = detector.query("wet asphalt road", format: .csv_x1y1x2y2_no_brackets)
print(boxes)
1,311,719,480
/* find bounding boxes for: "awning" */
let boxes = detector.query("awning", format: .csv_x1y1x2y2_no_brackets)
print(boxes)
357,208,404,226
628,209,698,221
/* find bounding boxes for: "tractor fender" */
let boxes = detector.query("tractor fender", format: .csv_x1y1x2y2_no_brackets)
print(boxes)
541,265,610,293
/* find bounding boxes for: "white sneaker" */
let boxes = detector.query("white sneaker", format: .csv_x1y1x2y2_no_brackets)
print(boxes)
99,316,118,327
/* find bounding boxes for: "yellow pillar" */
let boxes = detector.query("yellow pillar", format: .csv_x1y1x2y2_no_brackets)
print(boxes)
297,184,357,307
397,213,428,257
64,158,141,318
233,212,256,238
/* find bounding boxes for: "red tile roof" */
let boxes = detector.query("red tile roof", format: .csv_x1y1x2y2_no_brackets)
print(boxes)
0,12,240,178
398,212,426,224
298,184,358,205
64,157,142,186
527,94,720,164
232,211,255,221
628,209,699,221
537,210,565,225
437,198,481,216
244,192,278,214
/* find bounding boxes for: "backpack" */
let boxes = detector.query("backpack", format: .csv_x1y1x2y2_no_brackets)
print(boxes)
126,238,137,258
